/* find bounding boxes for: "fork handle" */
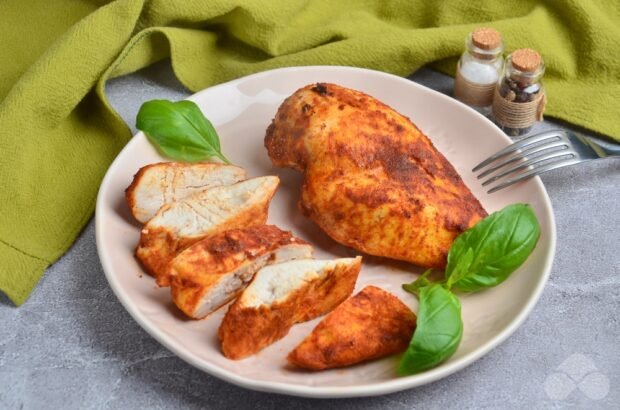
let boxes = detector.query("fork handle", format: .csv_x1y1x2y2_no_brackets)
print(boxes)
582,136,620,157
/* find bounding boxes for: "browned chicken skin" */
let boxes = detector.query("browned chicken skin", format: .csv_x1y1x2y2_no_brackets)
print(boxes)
218,257,361,360
287,285,416,370
265,83,487,268
167,225,313,319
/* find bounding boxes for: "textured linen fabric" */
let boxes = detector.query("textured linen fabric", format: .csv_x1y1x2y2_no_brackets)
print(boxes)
1,0,618,305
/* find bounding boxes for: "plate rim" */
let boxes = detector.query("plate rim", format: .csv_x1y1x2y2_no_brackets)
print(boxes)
96,65,556,398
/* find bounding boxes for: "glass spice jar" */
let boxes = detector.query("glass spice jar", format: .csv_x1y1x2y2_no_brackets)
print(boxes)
493,48,546,137
454,27,504,116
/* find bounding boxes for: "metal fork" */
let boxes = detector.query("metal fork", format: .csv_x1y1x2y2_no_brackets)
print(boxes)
473,130,620,193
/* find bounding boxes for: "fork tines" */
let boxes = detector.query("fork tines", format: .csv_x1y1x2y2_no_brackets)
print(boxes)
473,130,579,193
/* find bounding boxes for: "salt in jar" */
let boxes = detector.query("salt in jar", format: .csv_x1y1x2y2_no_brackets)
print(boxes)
454,28,504,116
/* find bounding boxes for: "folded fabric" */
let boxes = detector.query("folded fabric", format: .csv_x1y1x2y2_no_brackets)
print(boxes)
1,0,619,305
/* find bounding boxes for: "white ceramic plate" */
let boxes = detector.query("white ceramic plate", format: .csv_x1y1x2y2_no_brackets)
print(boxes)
96,66,555,398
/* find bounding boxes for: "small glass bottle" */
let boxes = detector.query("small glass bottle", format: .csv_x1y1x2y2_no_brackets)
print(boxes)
454,27,504,116
493,48,546,137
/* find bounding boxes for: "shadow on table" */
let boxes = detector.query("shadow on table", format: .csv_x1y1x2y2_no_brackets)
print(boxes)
0,291,14,307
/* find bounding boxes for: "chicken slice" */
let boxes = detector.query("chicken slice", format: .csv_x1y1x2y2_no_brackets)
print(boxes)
166,225,313,317
218,257,362,360
135,176,279,280
126,162,247,223
288,285,416,370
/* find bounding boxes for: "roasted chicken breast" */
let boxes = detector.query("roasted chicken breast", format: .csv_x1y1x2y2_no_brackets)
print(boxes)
126,162,246,223
218,257,362,360
166,225,313,318
265,83,487,268
288,285,416,370
136,176,279,279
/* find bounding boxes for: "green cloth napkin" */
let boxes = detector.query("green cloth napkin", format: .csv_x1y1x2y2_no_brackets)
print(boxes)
1,0,619,305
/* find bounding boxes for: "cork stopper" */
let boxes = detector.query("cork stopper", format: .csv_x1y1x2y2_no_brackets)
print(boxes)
511,48,542,72
471,28,501,50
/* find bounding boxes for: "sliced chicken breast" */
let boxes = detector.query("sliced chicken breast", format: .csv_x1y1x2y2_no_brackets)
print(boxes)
166,225,314,317
218,256,362,360
126,162,247,223
135,176,279,280
288,285,416,370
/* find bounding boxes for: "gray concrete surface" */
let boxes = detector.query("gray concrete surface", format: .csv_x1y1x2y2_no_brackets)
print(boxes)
0,63,618,409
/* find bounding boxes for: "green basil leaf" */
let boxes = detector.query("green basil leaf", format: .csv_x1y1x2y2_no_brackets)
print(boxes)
136,99,230,163
445,203,540,292
443,247,475,287
398,284,463,375
403,269,433,295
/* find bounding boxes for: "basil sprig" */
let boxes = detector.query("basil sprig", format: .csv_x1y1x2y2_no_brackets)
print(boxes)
445,203,541,292
402,269,432,295
136,99,230,163
398,284,463,375
400,203,541,375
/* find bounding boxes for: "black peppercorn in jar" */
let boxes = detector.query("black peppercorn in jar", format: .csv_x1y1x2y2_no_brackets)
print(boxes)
492,48,546,137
